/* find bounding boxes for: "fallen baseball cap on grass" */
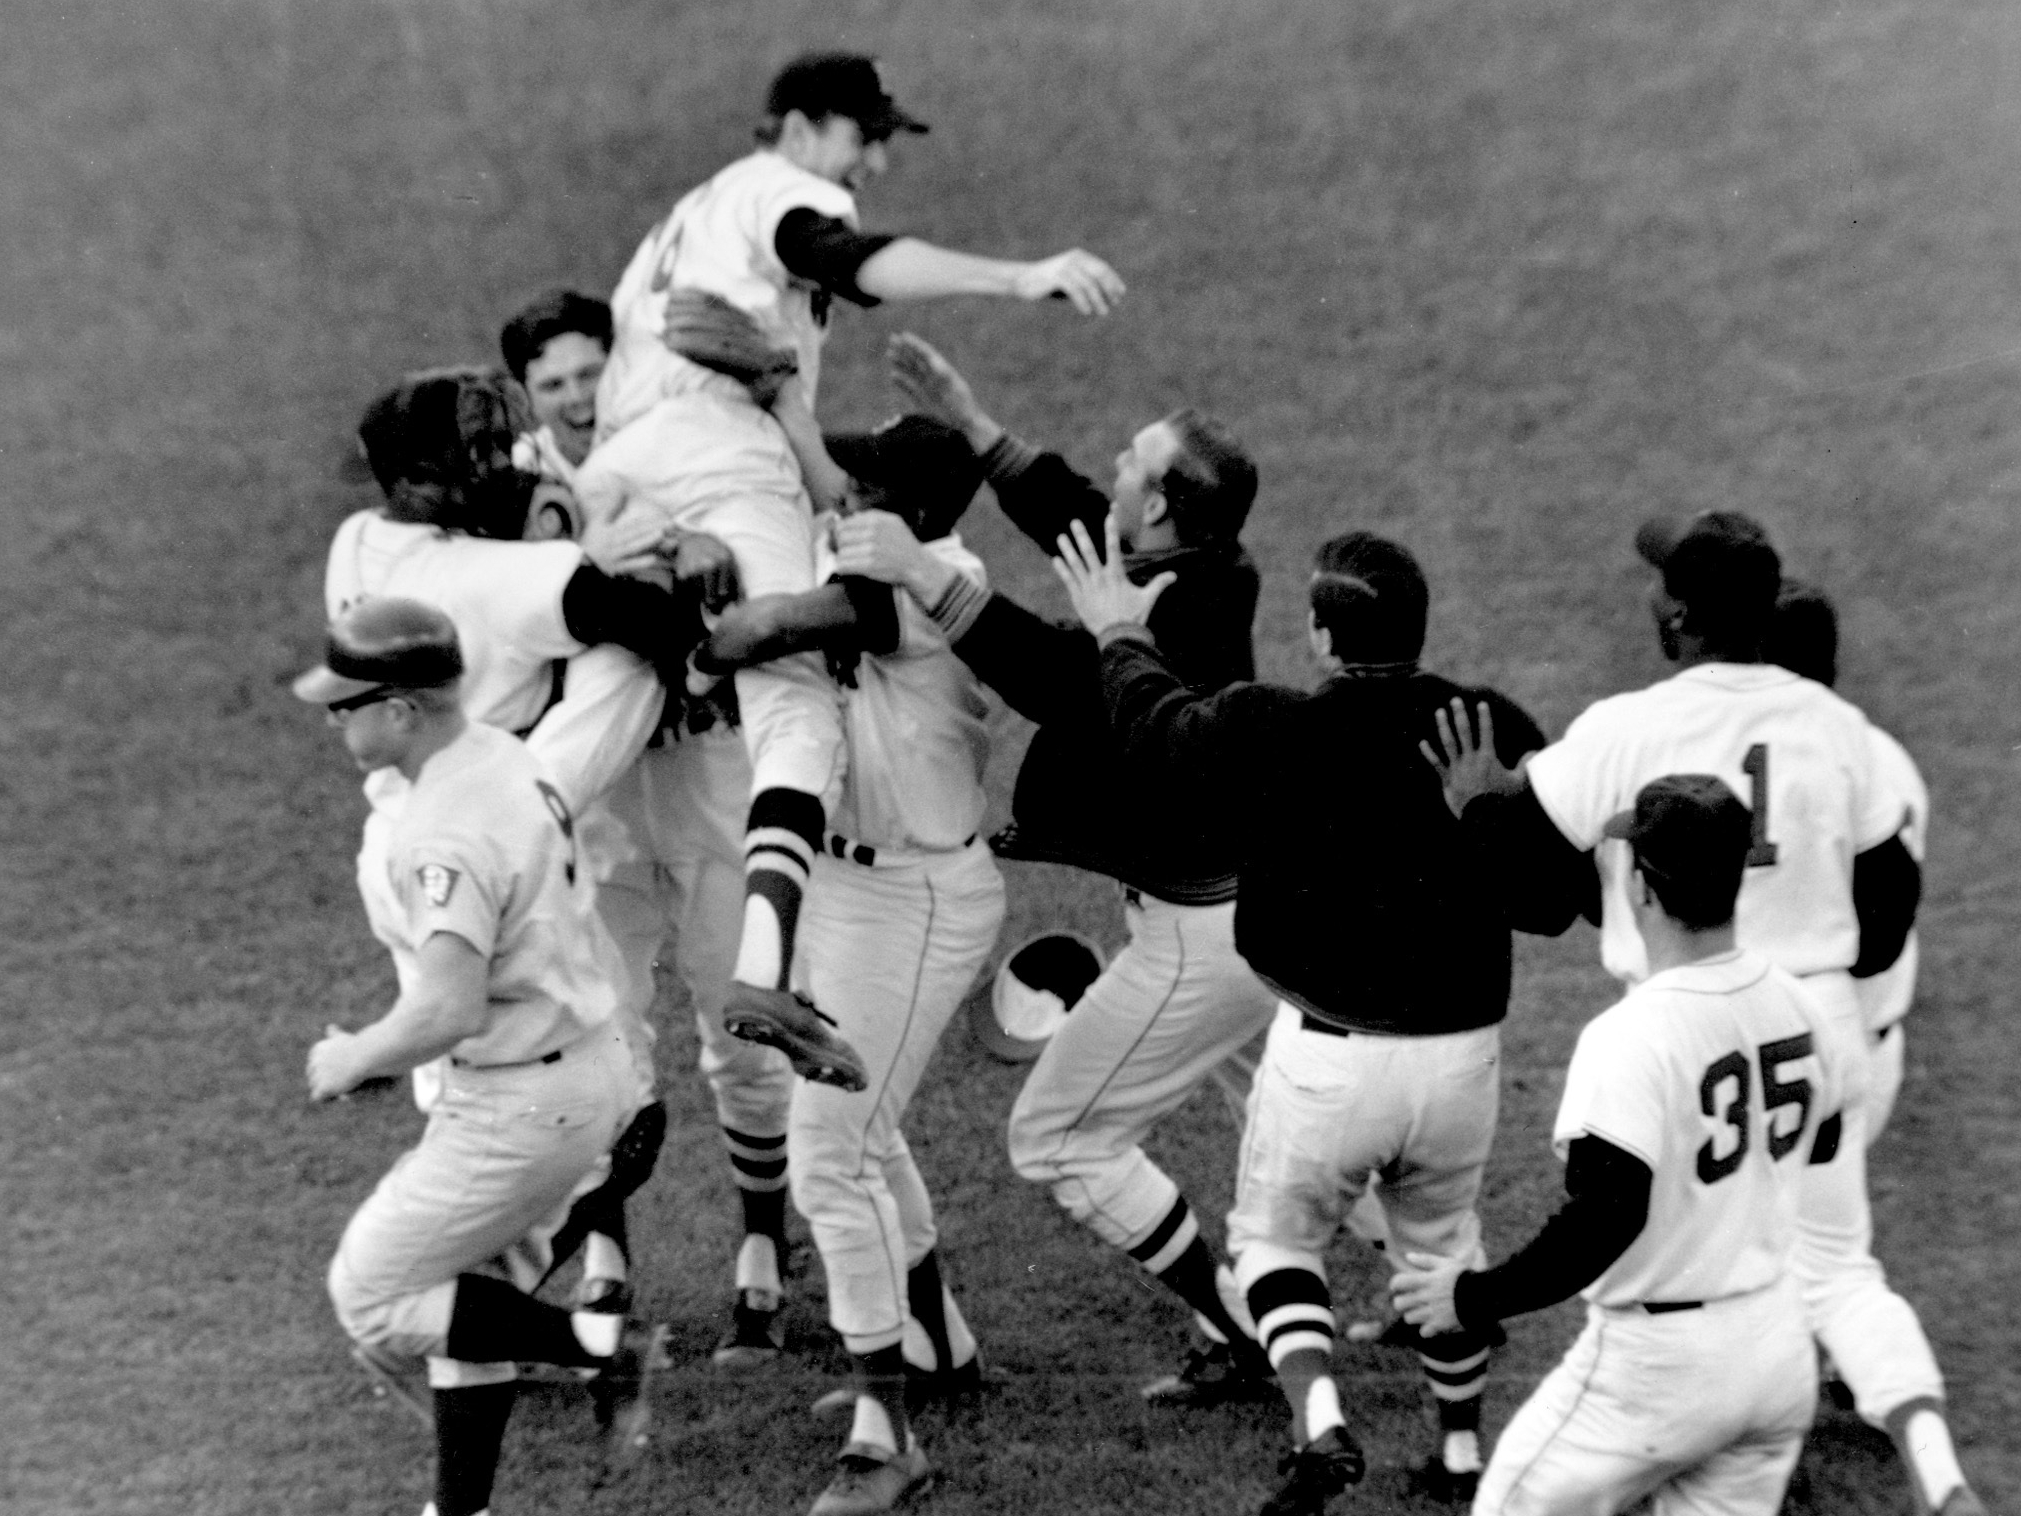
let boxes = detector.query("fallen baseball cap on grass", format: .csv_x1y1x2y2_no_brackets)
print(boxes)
292,597,463,705
1602,773,1751,891
1633,509,1781,617
974,930,1105,1063
766,53,928,139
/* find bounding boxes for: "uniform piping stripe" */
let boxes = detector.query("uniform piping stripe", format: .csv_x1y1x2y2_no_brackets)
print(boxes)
1500,1316,1610,1510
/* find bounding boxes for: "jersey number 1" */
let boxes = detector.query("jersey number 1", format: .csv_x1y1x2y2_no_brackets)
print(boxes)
1741,743,1779,867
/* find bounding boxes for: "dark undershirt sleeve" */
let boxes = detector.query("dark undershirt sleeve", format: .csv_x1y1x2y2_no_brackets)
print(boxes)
774,208,897,308
1451,1135,1653,1330
1850,834,1920,977
560,564,706,681
1459,784,1601,931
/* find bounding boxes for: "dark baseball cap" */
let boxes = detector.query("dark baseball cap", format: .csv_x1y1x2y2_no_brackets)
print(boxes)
766,52,928,139
1602,773,1751,892
825,415,983,539
1767,577,1839,687
292,598,464,705
1633,509,1782,620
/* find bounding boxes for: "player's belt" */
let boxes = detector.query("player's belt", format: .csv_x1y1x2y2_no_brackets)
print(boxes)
826,832,979,868
1638,1300,1704,1314
449,1047,566,1071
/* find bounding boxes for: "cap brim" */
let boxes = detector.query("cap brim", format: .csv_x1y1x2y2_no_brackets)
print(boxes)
865,106,929,137
1633,517,1682,568
292,665,381,705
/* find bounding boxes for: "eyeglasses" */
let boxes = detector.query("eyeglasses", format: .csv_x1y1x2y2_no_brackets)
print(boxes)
326,687,401,718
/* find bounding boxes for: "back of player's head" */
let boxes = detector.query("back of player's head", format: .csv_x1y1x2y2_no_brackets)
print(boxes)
758,52,929,143
1767,577,1838,688
499,289,613,383
291,596,464,708
1309,531,1429,665
1635,510,1782,658
1604,773,1751,930
1156,409,1257,548
357,366,537,540
825,414,984,541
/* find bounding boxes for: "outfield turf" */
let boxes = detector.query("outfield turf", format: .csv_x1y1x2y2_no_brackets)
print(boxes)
3,2,2017,1512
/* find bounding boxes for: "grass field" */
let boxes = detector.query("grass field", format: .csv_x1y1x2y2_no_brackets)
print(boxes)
4,1,2018,1512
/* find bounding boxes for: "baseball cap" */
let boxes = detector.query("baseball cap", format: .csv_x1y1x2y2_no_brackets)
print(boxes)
765,52,929,140
1633,510,1782,621
1766,577,1839,687
972,931,1105,1064
826,415,984,540
1602,773,1752,895
292,598,464,705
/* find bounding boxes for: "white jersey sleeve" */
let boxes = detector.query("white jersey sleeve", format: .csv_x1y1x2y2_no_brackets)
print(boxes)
522,644,665,814
601,151,858,433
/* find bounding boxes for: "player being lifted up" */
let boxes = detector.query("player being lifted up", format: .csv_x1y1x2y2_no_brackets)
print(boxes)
1052,521,1587,1515
1424,511,1981,1516
1393,776,1845,1516
583,51,1124,1088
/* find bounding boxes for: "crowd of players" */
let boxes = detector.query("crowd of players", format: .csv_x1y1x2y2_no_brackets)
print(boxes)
291,48,1983,1516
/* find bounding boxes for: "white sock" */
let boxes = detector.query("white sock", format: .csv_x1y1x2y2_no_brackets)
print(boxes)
583,1233,627,1287
1303,1377,1345,1444
1902,1409,1967,1511
1443,1429,1483,1473
848,1394,897,1454
570,1310,622,1358
732,895,785,987
735,1232,781,1300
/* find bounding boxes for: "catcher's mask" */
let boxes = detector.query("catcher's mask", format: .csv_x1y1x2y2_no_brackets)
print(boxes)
825,415,984,542
357,365,539,539
972,930,1106,1063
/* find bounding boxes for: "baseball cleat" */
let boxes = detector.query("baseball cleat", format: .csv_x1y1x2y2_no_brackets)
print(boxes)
1259,1427,1367,1516
712,1288,786,1369
590,1320,668,1465
1412,1456,1481,1505
724,984,868,1092
808,1440,934,1515
351,1343,434,1431
1936,1487,1988,1516
1141,1339,1279,1407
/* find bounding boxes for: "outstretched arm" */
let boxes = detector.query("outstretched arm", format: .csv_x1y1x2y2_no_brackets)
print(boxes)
857,241,1124,316
697,579,900,675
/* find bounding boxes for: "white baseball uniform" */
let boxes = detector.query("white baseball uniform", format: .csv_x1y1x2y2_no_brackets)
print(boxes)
591,148,865,808
327,723,632,1391
323,511,665,1107
1475,950,1842,1515
1855,725,1926,1141
1524,660,1943,1427
788,532,1006,1356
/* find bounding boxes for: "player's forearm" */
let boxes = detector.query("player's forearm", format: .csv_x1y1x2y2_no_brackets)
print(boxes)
768,381,851,512
697,580,899,671
1452,1136,1651,1328
984,443,1109,554
345,986,492,1084
854,238,1029,302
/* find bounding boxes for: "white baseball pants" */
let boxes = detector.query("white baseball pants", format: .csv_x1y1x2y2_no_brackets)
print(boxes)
789,841,1006,1352
583,729,794,1134
1475,1279,1815,1516
1007,893,1277,1253
326,1033,630,1388
1793,970,1944,1426
1226,1008,1498,1292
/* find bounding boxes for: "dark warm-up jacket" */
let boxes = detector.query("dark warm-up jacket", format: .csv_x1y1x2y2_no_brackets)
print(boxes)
1095,631,1586,1033
927,434,1259,905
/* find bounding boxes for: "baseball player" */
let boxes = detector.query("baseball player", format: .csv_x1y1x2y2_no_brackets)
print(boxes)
1424,510,1981,1516
298,598,653,1516
838,334,1284,1406
1766,578,1927,1141
584,51,1125,1111
1052,520,1582,1513
327,365,714,1312
701,396,1002,1515
500,287,611,472
1392,776,1845,1516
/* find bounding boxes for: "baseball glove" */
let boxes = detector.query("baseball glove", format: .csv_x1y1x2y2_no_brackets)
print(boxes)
659,289,799,400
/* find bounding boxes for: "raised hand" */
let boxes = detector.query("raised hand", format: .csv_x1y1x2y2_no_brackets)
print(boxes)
1013,248,1127,317
1419,697,1526,818
1051,514,1174,636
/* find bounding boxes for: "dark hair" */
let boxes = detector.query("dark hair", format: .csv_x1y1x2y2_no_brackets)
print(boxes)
1156,409,1257,547
499,289,613,383
357,366,536,539
1309,532,1429,664
1767,578,1838,687
1636,852,1742,931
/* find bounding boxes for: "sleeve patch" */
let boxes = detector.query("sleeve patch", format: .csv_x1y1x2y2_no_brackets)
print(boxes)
417,864,461,908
